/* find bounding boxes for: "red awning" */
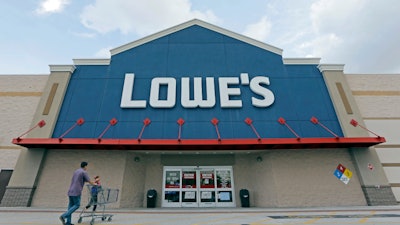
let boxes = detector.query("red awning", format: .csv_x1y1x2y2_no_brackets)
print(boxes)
12,137,385,151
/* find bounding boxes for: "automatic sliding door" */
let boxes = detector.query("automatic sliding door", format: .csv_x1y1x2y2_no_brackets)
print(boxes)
199,169,216,207
182,169,197,207
162,166,235,208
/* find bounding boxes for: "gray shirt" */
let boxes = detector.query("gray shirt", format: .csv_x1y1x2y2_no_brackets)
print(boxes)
67,168,90,196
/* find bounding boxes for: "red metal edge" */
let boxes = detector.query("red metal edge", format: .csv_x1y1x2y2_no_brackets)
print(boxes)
12,137,386,151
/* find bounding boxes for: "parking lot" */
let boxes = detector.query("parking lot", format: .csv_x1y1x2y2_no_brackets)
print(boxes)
0,206,400,225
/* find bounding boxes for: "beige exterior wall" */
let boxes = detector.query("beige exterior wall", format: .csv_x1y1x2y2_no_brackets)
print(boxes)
346,74,400,201
346,74,400,118
235,149,366,207
1,73,399,207
29,149,364,208
31,150,160,208
0,75,48,169
31,150,128,208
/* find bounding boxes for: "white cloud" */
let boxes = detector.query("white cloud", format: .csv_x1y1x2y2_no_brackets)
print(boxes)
95,47,112,58
298,33,343,59
307,0,400,73
310,0,364,34
254,0,315,56
36,0,70,14
71,31,97,38
256,0,400,73
243,16,272,42
80,0,220,36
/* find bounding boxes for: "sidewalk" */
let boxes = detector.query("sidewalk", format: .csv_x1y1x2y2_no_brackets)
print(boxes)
0,205,400,225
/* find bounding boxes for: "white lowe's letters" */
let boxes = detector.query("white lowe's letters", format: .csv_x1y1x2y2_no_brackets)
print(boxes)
219,77,242,108
149,77,176,108
181,77,216,108
120,73,275,109
250,76,274,107
120,73,146,108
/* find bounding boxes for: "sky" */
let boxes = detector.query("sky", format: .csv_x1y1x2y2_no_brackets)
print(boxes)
1,0,400,75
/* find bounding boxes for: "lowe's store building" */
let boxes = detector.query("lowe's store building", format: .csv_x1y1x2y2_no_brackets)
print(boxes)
0,20,399,208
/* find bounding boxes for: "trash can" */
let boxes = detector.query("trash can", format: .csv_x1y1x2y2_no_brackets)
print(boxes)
146,189,157,208
239,189,250,207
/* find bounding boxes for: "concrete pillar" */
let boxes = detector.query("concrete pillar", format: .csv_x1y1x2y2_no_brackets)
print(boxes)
1,65,74,207
318,64,396,205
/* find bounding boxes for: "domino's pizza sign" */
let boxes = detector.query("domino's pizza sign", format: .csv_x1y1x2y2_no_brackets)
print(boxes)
334,164,353,184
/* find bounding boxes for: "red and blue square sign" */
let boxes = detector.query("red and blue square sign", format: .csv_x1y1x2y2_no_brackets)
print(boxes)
334,164,353,184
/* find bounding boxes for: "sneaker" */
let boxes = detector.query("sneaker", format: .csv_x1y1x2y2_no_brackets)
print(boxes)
59,216,66,225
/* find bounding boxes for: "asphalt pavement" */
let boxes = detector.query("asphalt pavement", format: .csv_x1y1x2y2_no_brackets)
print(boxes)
0,205,400,225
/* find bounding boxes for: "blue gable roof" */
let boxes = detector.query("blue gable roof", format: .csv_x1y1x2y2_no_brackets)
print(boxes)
53,21,343,140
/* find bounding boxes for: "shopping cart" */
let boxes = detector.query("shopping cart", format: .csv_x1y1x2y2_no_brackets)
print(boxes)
78,184,119,225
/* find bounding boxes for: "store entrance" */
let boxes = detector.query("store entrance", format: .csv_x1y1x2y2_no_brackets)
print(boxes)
162,166,235,207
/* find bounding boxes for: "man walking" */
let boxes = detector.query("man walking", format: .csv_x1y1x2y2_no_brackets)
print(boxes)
60,161,95,225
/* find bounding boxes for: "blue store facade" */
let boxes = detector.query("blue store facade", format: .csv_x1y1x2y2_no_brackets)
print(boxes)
4,19,396,208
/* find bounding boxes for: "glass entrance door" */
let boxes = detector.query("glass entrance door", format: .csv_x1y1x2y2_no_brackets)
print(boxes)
162,166,235,207
181,169,197,207
198,168,216,207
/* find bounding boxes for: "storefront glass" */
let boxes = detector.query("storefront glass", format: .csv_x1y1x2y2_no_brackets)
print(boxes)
162,166,235,207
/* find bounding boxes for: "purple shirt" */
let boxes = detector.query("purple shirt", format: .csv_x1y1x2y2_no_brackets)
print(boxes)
67,168,90,196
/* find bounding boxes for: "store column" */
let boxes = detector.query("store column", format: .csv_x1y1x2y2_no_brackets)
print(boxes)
0,65,74,207
319,64,397,205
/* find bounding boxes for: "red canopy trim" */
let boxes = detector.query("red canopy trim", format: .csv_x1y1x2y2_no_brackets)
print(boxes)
13,118,385,150
12,137,385,151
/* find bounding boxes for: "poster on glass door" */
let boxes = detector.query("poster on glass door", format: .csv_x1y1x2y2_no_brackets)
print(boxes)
200,170,215,188
216,170,231,188
165,171,180,188
182,171,196,188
